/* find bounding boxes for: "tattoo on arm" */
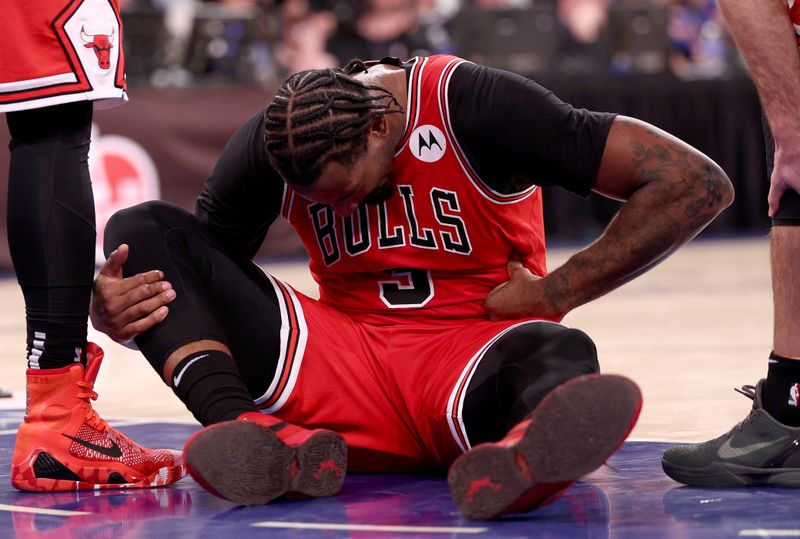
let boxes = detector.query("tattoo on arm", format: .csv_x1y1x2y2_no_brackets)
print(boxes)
631,140,725,225
544,137,729,315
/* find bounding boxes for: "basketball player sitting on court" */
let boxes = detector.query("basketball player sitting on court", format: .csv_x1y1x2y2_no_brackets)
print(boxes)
90,55,733,519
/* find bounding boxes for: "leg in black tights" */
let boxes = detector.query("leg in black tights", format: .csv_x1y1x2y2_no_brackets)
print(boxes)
104,201,286,423
6,102,95,369
461,321,600,445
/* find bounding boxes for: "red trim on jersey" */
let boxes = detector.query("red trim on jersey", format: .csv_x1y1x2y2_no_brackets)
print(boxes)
438,58,538,205
280,184,292,219
108,0,126,89
448,365,475,450
396,57,426,154
258,278,302,409
54,0,91,90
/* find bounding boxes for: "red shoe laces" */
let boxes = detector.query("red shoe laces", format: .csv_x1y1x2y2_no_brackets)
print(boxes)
75,379,142,454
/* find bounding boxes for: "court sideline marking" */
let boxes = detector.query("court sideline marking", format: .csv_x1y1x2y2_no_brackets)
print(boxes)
0,503,90,516
252,521,487,533
740,531,800,537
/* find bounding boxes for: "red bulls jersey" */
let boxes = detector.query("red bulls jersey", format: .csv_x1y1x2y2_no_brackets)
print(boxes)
0,0,126,113
283,55,547,324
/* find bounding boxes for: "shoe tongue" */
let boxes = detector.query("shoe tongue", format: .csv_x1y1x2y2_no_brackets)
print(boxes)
754,379,766,410
83,343,105,384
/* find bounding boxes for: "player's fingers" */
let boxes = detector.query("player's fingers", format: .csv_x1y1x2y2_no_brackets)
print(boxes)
122,280,174,306
506,259,525,276
114,270,167,296
487,280,510,297
112,289,176,328
768,182,786,217
115,306,170,342
98,244,129,277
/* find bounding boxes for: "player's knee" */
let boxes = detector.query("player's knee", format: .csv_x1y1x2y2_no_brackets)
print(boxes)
547,327,599,376
772,189,800,226
104,201,189,257
510,323,599,378
105,202,158,256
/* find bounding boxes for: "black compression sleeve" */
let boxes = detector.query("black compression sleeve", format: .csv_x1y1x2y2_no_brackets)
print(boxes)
447,62,615,197
7,101,95,368
195,110,286,260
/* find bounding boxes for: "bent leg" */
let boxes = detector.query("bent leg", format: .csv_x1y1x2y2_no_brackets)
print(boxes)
462,322,600,445
104,201,283,422
419,320,640,520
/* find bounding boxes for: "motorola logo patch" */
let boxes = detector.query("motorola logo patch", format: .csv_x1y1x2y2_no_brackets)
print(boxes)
410,125,446,163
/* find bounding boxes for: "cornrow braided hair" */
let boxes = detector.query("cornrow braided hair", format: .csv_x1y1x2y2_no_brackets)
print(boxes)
264,59,404,186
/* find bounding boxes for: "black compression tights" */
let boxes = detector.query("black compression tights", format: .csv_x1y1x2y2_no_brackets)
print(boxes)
461,322,600,445
104,201,283,400
6,102,95,368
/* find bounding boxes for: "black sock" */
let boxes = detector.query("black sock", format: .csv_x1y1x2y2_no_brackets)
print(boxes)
24,319,86,370
762,351,800,426
170,350,258,426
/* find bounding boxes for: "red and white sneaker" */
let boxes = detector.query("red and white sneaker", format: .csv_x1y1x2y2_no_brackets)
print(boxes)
11,343,186,492
447,373,642,520
184,412,347,505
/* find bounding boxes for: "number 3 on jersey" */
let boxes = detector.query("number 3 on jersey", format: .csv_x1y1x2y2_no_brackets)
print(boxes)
378,268,434,308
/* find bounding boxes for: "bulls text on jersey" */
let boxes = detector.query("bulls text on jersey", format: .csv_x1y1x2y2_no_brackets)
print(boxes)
308,184,473,266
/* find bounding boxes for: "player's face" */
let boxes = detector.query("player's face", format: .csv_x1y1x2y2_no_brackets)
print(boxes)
295,145,396,217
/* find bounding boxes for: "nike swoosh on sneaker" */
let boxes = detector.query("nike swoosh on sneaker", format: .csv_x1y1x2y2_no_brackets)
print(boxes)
62,433,123,458
172,354,208,387
716,436,789,459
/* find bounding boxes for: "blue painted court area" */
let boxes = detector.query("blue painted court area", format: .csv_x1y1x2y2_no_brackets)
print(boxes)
1,412,799,538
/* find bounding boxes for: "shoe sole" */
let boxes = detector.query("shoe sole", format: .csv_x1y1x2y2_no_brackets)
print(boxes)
184,421,347,505
447,374,642,520
661,460,800,487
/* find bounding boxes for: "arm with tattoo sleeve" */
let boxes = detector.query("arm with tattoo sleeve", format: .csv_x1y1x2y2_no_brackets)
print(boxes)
486,116,734,320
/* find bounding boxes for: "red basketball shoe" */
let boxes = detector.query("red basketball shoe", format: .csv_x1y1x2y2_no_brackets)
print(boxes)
447,373,642,520
11,343,186,491
184,412,347,505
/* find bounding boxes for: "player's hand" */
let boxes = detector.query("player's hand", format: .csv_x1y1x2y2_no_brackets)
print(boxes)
90,244,175,344
485,260,560,321
768,146,800,216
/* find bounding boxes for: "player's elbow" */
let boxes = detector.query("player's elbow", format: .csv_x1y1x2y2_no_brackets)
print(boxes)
701,160,735,215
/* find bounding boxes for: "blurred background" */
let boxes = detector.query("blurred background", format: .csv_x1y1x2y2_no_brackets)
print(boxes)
0,0,769,266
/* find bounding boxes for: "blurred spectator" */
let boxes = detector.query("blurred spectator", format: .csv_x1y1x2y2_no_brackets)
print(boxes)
559,0,608,46
557,0,610,75
667,0,736,78
271,0,339,74
120,0,175,84
451,0,609,76
326,0,442,65
181,1,272,84
122,0,742,85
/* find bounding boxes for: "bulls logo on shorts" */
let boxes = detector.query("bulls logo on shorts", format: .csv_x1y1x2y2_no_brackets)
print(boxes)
0,0,127,113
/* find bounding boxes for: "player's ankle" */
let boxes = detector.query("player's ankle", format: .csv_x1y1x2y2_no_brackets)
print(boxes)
762,351,800,426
